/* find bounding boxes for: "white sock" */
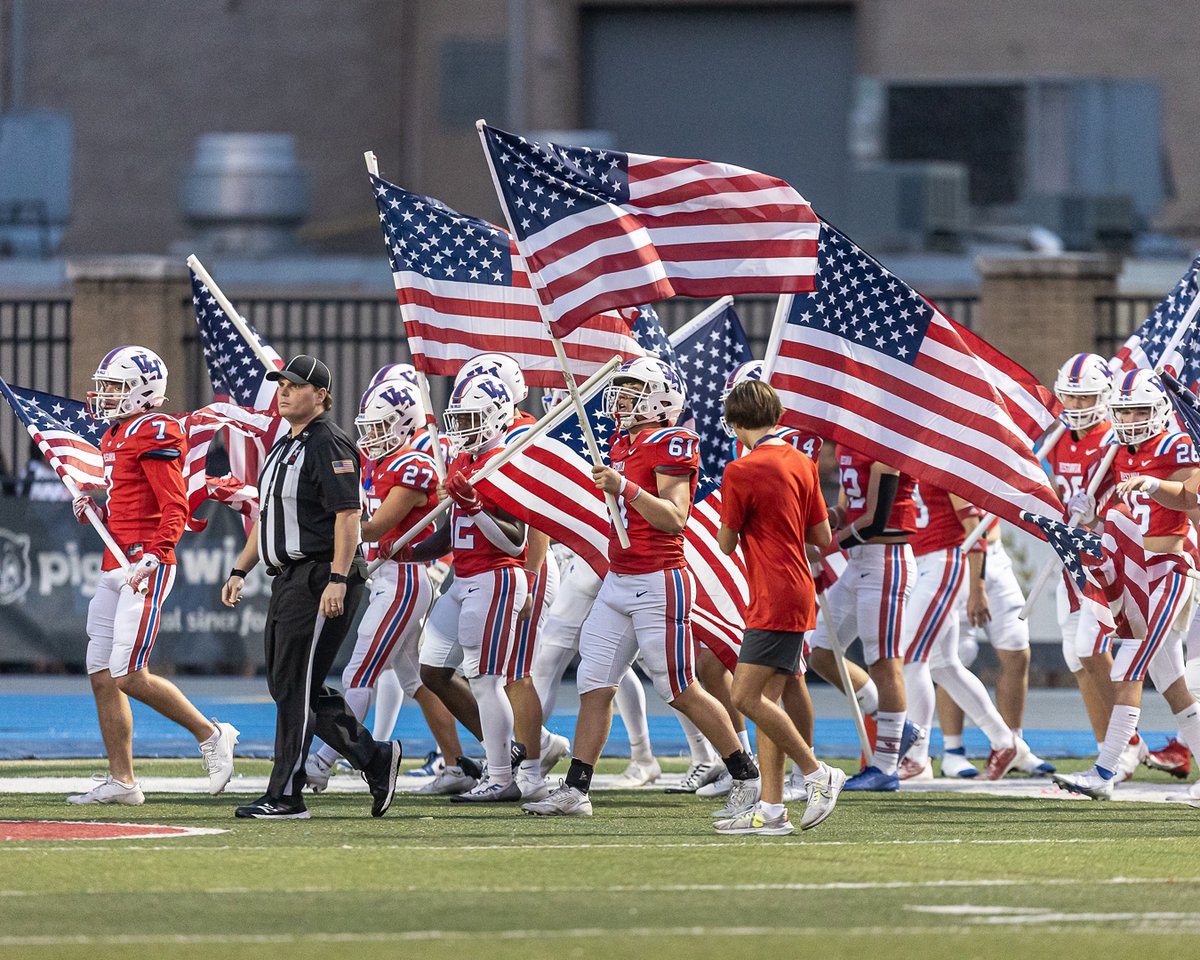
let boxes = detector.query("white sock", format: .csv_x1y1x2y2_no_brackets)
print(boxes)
759,801,786,818
1011,727,1023,741
531,643,575,718
944,733,964,752
736,729,753,754
1097,706,1141,777
615,670,654,763
855,678,879,717
371,668,404,741
930,662,1013,751
804,762,829,783
875,711,905,775
469,673,515,785
901,660,935,764
518,758,541,780
677,713,718,765
1174,702,1200,761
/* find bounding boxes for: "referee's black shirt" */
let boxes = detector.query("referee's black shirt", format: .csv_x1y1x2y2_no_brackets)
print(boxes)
257,414,362,571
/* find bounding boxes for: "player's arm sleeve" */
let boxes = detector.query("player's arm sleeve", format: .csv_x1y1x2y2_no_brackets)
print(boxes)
311,432,363,513
840,470,898,547
139,437,189,556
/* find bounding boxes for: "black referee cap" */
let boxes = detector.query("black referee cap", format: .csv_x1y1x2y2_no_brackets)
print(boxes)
267,355,332,391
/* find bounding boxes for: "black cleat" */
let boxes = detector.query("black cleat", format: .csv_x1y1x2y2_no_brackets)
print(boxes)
234,793,310,820
457,756,484,780
510,741,527,770
363,740,402,817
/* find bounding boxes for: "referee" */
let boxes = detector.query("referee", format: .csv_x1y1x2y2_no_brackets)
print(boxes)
222,355,401,820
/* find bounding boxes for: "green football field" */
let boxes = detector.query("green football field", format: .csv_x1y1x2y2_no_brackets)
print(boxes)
1,758,1199,960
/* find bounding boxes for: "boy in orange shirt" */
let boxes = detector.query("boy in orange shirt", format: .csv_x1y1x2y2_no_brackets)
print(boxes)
716,380,845,834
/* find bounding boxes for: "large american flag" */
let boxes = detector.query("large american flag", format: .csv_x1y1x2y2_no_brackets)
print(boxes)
768,223,1065,530
1114,255,1200,386
479,123,820,335
0,378,262,531
370,175,641,383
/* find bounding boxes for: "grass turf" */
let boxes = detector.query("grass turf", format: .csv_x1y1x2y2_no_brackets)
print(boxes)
1,758,1198,960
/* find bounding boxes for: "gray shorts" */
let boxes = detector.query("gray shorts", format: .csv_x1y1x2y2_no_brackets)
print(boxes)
739,628,806,675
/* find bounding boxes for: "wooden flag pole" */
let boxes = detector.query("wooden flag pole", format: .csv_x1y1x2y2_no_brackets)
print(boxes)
474,119,629,548
363,151,447,478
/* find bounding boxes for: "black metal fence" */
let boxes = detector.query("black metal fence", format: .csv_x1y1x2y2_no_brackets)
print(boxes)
1095,295,1159,360
0,299,71,485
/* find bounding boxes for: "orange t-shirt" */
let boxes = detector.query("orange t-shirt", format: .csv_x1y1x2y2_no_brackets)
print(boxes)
720,440,827,632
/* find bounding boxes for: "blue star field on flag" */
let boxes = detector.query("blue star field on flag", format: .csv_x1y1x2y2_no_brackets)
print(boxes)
0,378,106,445
786,223,934,365
1020,510,1103,591
1118,255,1200,385
1161,371,1200,447
192,270,274,406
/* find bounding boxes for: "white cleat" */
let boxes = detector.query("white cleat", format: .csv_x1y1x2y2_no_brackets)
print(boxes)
714,803,794,836
664,760,726,794
608,757,663,788
522,780,593,817
516,770,551,802
799,762,846,830
539,733,572,777
200,720,239,796
696,769,733,797
1053,767,1115,800
1117,741,1141,783
782,765,805,803
417,765,478,795
305,754,334,793
66,773,145,806
941,751,979,778
711,776,761,818
898,757,934,782
1168,779,1200,808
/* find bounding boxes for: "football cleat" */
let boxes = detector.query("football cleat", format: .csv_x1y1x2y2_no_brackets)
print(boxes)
710,776,761,818
1144,738,1192,779
304,754,334,793
696,769,734,798
941,751,979,778
66,773,145,806
1018,751,1057,777
516,770,551,802
522,781,593,817
416,765,477,795
1167,779,1200,808
898,757,934,782
405,750,444,778
898,720,926,762
981,742,1020,781
664,760,725,794
843,765,899,792
200,720,239,796
1116,741,1141,783
799,763,846,831
609,757,663,788
539,733,571,777
714,804,794,836
1053,767,1115,800
510,741,527,770
234,793,310,819
449,777,522,803
362,740,402,817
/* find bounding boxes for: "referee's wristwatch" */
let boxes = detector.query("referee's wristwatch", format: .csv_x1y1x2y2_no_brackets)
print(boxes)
327,572,349,585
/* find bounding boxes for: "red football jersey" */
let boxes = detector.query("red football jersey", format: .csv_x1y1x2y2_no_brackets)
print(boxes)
609,426,700,575
447,446,527,577
910,483,969,556
512,409,537,429
364,447,439,562
100,413,189,571
837,447,917,534
1113,430,1199,539
1045,420,1113,514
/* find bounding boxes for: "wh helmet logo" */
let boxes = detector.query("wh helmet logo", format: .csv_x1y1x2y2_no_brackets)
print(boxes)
129,354,163,378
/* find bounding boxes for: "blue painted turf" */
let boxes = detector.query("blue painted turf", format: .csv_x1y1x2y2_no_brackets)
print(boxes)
0,687,1174,761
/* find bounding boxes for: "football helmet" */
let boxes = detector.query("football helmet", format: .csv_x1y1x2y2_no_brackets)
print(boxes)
1108,368,1172,446
541,388,569,415
1054,353,1112,431
444,372,514,454
719,360,764,437
454,352,528,403
355,381,424,460
603,356,686,431
368,363,419,391
87,346,168,420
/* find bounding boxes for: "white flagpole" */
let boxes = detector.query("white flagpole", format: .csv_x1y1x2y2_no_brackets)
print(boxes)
363,151,447,478
60,475,133,575
669,295,735,346
186,256,274,374
760,293,794,382
368,355,623,574
475,119,629,547
812,562,873,761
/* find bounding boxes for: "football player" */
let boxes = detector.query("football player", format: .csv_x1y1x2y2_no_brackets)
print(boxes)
68,346,237,805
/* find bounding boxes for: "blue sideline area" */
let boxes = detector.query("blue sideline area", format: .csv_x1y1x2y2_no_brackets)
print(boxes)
0,676,1181,761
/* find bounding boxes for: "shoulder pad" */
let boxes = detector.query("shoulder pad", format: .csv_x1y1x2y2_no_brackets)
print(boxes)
388,449,437,472
1155,432,1189,457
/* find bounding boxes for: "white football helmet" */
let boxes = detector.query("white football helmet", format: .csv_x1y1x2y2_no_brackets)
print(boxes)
1054,353,1112,431
444,372,514,454
368,363,419,391
87,346,168,420
603,356,686,431
454,352,528,403
541,388,569,415
719,360,764,436
355,381,424,460
1108,368,1172,446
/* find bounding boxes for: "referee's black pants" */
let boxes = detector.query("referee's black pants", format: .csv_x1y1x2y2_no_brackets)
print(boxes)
264,559,378,799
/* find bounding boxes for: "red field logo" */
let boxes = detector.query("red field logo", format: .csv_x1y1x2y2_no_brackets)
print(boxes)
0,820,226,841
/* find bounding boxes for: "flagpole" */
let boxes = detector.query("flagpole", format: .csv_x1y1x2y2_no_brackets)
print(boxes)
669,296,735,346
363,151,447,478
475,119,629,548
368,355,623,574
760,293,794,381
813,563,873,761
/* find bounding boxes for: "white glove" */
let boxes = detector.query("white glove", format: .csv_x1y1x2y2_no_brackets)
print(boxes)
1066,489,1096,521
127,553,160,590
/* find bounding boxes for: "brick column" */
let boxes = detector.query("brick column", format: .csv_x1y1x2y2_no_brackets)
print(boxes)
66,257,192,411
975,255,1121,387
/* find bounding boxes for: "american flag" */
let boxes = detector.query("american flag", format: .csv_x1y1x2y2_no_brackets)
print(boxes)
192,269,286,495
0,378,262,531
1114,256,1200,387
479,123,820,335
669,299,753,475
768,223,1065,531
1162,371,1200,446
370,175,642,384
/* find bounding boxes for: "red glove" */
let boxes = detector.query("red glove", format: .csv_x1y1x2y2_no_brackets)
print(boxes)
446,472,482,515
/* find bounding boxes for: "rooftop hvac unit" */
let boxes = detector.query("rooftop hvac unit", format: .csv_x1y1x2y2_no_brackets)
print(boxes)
0,112,72,258
847,161,969,252
1026,192,1138,254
